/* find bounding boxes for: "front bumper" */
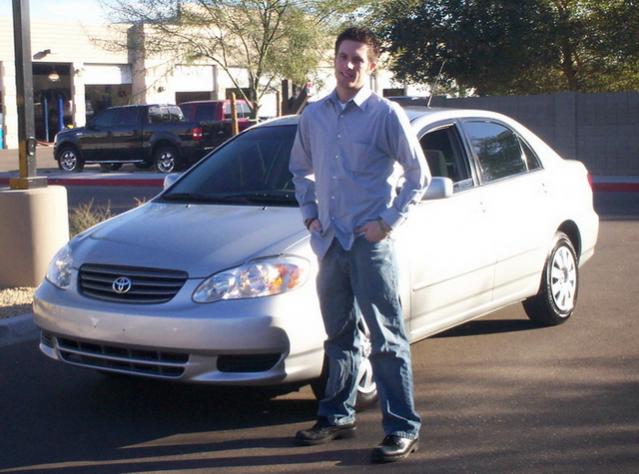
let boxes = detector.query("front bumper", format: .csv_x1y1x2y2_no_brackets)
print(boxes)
33,277,326,386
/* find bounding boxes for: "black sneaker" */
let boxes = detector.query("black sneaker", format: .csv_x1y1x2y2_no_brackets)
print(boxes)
295,417,356,446
371,435,419,463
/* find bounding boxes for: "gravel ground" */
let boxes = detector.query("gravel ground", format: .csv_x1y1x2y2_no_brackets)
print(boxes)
0,287,35,319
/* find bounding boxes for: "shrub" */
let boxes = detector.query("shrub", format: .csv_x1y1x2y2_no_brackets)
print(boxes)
68,200,113,237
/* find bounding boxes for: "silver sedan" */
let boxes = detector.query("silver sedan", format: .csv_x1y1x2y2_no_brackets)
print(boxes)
33,107,599,404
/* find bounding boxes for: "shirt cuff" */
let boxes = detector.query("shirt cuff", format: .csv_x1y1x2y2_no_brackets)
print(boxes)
300,203,318,222
380,208,403,230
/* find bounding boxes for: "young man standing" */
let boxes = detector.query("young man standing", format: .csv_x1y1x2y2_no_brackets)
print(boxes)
289,27,429,463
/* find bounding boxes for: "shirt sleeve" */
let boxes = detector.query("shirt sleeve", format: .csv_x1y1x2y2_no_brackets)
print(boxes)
379,102,430,229
289,111,319,222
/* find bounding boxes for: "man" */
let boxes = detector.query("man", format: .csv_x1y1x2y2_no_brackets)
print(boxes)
289,27,429,463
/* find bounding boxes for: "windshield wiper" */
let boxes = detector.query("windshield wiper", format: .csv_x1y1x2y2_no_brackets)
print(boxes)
161,191,297,205
218,192,297,205
160,192,216,203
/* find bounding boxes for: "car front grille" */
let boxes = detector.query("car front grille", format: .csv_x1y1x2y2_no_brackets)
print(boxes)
79,264,188,304
56,335,188,378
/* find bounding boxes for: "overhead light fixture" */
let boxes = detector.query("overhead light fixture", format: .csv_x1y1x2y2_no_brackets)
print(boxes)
48,68,60,82
33,49,51,60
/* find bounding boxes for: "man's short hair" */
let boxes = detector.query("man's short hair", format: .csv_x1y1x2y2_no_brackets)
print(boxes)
334,27,381,63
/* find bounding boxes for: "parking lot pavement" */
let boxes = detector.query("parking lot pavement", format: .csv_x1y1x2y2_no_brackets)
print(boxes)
0,313,37,348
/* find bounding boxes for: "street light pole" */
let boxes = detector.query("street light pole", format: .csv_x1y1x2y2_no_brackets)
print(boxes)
10,0,47,189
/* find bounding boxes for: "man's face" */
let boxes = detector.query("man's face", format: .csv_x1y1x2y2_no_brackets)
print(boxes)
334,39,377,93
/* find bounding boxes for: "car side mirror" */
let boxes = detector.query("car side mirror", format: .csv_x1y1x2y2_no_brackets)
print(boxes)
163,173,181,190
423,177,453,200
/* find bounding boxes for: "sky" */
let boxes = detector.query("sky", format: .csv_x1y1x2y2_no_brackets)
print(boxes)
1,0,107,23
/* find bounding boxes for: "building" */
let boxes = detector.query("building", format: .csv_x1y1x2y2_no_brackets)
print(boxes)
0,16,422,150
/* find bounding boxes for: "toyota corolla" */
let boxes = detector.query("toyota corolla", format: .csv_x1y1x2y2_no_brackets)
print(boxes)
33,107,599,404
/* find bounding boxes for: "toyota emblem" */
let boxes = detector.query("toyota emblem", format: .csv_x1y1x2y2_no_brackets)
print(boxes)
112,276,133,294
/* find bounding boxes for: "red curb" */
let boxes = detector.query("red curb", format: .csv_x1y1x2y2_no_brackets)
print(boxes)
0,177,163,187
592,182,639,192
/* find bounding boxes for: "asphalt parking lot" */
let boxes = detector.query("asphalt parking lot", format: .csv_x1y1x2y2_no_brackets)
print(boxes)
0,193,637,473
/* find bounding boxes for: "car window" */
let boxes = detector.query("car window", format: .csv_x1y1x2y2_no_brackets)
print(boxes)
113,108,138,128
463,121,528,182
148,105,185,124
163,125,297,201
520,138,542,170
420,125,474,192
224,101,251,119
92,109,115,128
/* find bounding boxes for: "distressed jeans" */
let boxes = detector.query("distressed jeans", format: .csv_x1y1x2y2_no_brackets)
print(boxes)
316,236,421,439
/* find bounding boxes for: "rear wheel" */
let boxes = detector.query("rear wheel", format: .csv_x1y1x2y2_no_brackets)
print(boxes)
57,146,84,172
311,321,378,410
523,231,578,326
99,163,123,171
153,145,180,173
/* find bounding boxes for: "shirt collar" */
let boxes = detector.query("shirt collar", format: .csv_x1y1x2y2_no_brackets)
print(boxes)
326,86,373,111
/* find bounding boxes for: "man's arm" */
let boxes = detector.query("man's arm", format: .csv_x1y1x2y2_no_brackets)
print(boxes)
379,102,430,229
289,113,320,226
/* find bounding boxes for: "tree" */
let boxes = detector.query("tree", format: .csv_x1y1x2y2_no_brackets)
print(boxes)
100,0,366,116
372,0,639,95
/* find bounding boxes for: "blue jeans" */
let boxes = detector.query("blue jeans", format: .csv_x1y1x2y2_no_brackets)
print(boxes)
316,237,421,439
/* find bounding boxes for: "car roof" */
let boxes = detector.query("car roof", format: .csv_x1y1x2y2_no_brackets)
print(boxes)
258,105,514,129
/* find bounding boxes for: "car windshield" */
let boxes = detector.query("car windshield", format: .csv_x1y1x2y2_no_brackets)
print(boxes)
160,124,298,206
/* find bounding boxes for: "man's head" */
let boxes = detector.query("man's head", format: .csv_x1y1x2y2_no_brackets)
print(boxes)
334,27,380,100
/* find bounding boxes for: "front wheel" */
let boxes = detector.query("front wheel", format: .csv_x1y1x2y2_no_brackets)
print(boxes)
311,321,378,410
523,231,578,326
57,147,84,172
153,146,180,173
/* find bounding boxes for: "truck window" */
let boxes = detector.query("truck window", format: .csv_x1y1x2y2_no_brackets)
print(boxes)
113,108,139,127
148,106,183,124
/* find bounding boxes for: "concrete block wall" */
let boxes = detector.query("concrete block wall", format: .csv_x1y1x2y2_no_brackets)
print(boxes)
432,91,639,176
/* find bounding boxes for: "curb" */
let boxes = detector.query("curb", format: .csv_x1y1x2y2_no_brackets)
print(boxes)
0,313,38,348
0,175,164,187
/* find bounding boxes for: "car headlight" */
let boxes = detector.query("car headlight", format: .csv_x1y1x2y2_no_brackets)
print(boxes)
46,244,74,290
193,255,309,303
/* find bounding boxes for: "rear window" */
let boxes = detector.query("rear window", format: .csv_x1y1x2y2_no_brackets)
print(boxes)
148,105,184,124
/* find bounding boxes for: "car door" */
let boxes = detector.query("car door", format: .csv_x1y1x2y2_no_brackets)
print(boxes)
460,119,551,305
397,122,496,340
80,108,115,160
108,107,142,161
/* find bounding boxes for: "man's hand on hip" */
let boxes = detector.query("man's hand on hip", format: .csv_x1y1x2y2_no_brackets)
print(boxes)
355,220,390,243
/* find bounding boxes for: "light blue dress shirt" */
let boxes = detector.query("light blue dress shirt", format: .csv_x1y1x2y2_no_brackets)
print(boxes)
289,87,429,258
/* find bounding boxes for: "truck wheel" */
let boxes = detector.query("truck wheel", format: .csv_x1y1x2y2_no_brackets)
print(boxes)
154,146,180,173
100,163,123,171
58,146,84,172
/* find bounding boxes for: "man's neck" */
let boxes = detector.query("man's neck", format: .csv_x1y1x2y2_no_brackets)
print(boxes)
336,86,362,103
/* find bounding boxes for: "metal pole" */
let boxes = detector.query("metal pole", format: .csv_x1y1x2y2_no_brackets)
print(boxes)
10,0,47,189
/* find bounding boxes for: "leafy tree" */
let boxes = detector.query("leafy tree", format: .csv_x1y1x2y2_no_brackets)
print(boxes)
100,0,366,116
372,0,639,95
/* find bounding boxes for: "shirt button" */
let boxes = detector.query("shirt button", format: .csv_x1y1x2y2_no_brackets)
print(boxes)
332,176,337,179
331,196,335,200
337,134,341,138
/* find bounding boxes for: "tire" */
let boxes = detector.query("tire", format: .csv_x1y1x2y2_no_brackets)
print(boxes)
57,146,84,172
153,145,180,173
311,321,379,411
523,231,579,326
134,162,153,170
99,163,123,171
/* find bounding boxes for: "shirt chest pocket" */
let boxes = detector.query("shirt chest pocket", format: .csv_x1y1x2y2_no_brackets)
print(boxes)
345,141,385,173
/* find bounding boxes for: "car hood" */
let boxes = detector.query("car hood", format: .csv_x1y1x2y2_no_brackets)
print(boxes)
72,202,308,278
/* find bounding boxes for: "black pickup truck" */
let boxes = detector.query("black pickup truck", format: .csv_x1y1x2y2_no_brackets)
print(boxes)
53,104,214,173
